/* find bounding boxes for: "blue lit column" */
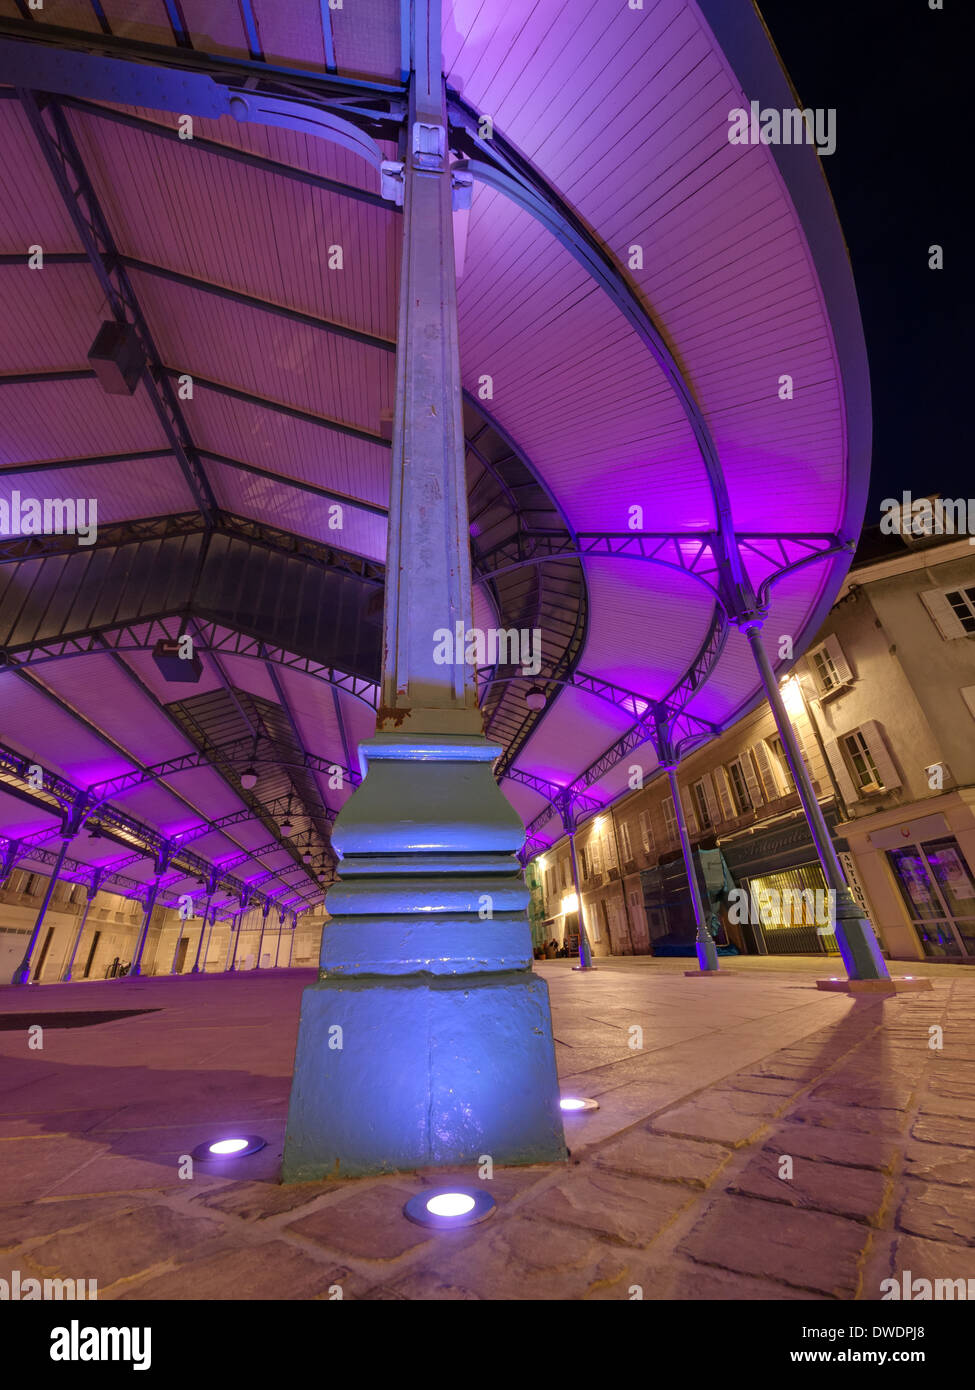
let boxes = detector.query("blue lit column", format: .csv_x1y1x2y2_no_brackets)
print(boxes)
12,803,86,985
738,616,889,981
62,868,102,982
130,840,173,976
190,876,217,972
254,899,271,968
557,795,594,970
654,715,719,973
282,0,565,1180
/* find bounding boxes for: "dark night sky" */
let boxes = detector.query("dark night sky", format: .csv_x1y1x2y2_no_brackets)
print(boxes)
756,0,965,517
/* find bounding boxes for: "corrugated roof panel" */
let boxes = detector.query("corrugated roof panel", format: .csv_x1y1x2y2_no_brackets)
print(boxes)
98,1,173,44
332,0,401,81
253,0,327,71
0,457,195,522
0,379,164,465
179,0,249,58
70,112,398,341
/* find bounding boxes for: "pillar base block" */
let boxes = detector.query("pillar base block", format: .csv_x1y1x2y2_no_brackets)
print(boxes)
816,976,933,994
282,971,567,1181
684,968,735,977
571,965,598,972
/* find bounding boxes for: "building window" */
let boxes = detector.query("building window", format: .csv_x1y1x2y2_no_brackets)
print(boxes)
844,729,883,791
618,820,632,861
813,647,840,692
726,759,752,814
945,587,975,634
809,635,853,694
768,736,796,792
662,796,678,841
692,780,712,830
639,809,654,855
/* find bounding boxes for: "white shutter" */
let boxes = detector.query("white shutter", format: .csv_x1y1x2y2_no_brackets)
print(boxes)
663,796,678,841
714,766,735,820
742,749,763,805
639,809,654,855
619,820,632,861
824,737,859,804
920,589,965,639
700,773,719,825
824,634,853,685
860,720,901,790
679,783,698,835
751,742,779,799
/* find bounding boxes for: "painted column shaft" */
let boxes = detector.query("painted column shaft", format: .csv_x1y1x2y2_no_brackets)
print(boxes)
13,837,71,985
566,828,594,968
666,766,719,972
190,892,214,972
129,882,160,976
743,623,888,980
62,885,96,982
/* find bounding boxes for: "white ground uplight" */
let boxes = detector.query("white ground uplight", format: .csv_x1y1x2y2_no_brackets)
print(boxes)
190,1135,267,1161
560,1097,599,1112
403,1188,496,1229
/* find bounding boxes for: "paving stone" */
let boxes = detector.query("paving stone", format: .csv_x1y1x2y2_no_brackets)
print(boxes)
593,1129,730,1187
286,1183,433,1262
711,1074,804,1098
786,1101,907,1136
28,1203,225,1286
526,1167,692,1247
679,1193,869,1296
0,1136,109,1202
918,1092,975,1120
903,1141,975,1188
115,1240,353,1300
911,1115,975,1148
896,1181,975,1246
727,1146,888,1224
394,1216,631,1300
929,1076,975,1100
0,1196,140,1251
651,1090,784,1147
613,1260,827,1301
194,1179,336,1221
811,1079,916,1111
881,1234,975,1297
767,1121,898,1172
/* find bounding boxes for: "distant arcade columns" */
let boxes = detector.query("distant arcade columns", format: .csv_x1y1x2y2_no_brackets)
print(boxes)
130,840,172,977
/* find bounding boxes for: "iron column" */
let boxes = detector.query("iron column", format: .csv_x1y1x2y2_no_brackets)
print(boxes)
62,869,102,982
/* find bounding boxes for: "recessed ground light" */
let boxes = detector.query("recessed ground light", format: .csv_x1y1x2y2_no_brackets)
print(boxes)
560,1097,599,1112
403,1188,496,1229
190,1135,266,1161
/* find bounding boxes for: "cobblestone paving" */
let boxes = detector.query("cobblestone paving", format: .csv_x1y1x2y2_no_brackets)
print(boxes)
1,958,973,1300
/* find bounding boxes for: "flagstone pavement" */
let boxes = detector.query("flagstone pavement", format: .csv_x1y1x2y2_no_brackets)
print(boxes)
1,956,973,1301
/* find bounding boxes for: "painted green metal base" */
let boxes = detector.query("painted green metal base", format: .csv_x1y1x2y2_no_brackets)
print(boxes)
281,733,567,1181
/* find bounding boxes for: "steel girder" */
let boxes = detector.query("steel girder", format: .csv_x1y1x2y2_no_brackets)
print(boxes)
16,90,217,524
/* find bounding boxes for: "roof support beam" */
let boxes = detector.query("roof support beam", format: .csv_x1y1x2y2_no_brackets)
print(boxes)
17,90,218,524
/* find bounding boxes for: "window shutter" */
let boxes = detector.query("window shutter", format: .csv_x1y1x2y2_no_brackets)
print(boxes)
742,749,763,804
679,784,698,835
590,837,601,874
639,809,654,855
751,742,779,798
700,773,719,825
962,686,975,719
714,766,735,820
860,720,901,790
824,737,858,804
824,634,853,685
920,589,965,639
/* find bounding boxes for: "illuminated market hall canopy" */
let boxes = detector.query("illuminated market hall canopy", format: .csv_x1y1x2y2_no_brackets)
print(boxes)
0,2,888,1167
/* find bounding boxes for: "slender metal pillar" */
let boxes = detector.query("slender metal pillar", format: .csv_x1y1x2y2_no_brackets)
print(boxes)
225,911,242,971
200,907,217,973
665,764,719,973
129,880,161,977
282,0,565,1181
286,917,296,967
13,836,71,985
255,900,271,968
741,620,889,980
274,911,285,967
62,869,102,982
190,889,215,972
